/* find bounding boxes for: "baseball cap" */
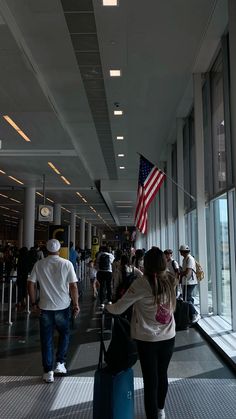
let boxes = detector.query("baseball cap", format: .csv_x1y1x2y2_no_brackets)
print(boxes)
46,239,61,253
179,244,190,252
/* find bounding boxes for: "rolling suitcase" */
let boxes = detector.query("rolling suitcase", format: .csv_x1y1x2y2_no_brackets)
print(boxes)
174,283,190,331
93,311,134,419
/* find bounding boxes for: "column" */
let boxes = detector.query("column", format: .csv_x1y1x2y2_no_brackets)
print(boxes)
193,73,208,315
79,218,85,250
54,203,61,225
228,0,236,330
18,218,23,249
23,187,35,249
177,118,185,248
92,225,97,237
70,210,76,247
86,222,92,250
167,145,173,250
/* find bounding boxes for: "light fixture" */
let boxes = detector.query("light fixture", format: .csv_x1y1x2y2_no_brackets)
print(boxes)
10,198,21,203
36,192,44,197
0,205,9,210
118,154,124,157
48,162,61,175
61,206,71,213
76,192,82,198
116,205,132,208
0,193,8,198
46,197,54,203
109,69,121,77
102,0,118,5
3,115,31,142
116,136,124,140
8,175,24,185
114,110,123,115
119,166,125,169
61,176,71,185
82,198,87,203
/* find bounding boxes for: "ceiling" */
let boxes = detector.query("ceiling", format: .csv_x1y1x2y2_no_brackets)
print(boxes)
0,0,228,230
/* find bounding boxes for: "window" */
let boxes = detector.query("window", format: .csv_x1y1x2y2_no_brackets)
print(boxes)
211,53,226,193
214,194,231,324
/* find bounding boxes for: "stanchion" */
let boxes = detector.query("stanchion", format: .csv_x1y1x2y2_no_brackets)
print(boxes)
7,279,13,325
1,279,5,309
26,294,30,314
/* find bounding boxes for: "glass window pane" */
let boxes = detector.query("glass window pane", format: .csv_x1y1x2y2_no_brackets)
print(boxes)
211,55,226,193
205,206,213,313
214,195,231,324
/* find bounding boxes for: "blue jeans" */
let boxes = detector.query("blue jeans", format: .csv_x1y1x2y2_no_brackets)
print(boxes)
182,284,197,320
39,307,70,372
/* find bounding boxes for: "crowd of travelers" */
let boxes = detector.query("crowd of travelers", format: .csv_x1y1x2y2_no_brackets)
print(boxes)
1,239,201,419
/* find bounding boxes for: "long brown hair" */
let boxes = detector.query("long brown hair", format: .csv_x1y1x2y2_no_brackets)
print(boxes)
144,247,176,309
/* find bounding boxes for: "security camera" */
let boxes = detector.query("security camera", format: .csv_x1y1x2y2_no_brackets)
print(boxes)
114,102,120,108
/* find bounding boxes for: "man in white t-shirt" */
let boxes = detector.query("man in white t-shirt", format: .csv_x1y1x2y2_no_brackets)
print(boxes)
27,239,79,383
96,246,114,306
179,244,200,324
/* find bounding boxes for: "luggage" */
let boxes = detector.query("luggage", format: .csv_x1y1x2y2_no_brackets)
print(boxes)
174,298,189,330
93,311,134,419
104,315,138,374
98,253,110,271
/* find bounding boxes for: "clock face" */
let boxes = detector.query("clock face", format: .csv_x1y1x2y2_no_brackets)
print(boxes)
40,206,50,217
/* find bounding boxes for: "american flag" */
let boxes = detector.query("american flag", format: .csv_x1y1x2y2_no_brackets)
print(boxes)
134,155,166,234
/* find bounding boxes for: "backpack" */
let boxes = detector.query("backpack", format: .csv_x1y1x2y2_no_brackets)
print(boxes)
98,253,110,271
194,260,204,282
172,260,180,275
116,267,137,300
104,315,138,374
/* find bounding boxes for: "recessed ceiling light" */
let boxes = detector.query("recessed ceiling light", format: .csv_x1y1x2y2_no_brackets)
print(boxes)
3,115,31,142
61,176,71,185
114,110,123,115
46,197,54,203
8,175,24,185
110,69,121,77
0,193,8,198
36,192,44,197
103,0,118,5
48,162,61,175
119,166,125,169
10,198,21,203
116,136,124,140
118,154,124,157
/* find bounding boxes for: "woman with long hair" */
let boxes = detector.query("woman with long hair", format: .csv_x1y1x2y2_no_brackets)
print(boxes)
106,246,177,419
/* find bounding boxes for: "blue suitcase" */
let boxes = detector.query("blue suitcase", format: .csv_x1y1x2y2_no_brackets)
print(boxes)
93,367,134,419
93,311,134,419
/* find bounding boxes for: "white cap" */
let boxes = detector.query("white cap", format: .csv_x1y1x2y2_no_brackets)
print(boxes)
46,239,61,253
179,244,190,251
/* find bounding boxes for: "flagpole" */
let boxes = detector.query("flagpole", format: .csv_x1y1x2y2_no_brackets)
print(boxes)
137,153,196,202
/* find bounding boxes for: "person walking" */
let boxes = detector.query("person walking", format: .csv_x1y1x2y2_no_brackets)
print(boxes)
106,246,177,419
27,239,79,383
96,246,114,306
179,244,200,324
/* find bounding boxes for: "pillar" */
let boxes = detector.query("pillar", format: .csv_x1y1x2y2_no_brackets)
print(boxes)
18,218,23,249
86,222,92,250
70,210,76,247
23,187,35,249
177,118,185,249
54,203,61,225
79,218,85,250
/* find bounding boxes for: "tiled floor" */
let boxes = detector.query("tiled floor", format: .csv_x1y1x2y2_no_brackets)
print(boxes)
0,290,235,418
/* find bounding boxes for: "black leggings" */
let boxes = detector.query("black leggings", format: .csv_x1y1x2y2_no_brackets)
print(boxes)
137,337,175,419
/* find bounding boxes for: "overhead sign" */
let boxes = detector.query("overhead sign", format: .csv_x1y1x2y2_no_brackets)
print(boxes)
38,205,53,222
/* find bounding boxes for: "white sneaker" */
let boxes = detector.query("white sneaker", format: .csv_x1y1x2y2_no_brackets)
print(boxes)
192,313,201,324
43,371,54,383
54,362,67,374
158,408,165,418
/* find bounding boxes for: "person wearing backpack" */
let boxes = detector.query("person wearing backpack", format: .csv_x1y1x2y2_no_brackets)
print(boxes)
106,247,177,419
96,246,114,306
179,244,201,324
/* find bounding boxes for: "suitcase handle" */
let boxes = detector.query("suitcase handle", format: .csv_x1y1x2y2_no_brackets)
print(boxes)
98,309,107,369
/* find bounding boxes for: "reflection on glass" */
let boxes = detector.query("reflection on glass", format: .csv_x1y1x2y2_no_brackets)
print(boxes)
214,195,231,324
211,55,226,192
205,206,213,313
